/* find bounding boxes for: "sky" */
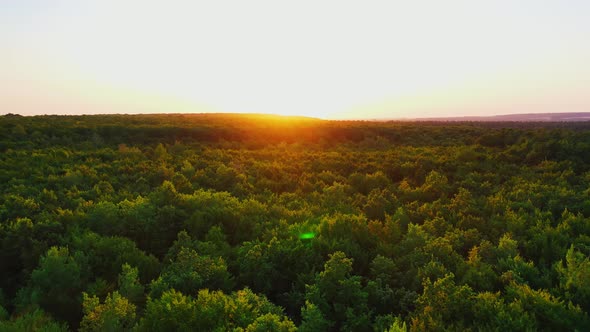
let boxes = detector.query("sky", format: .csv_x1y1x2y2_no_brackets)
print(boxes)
1,0,589,119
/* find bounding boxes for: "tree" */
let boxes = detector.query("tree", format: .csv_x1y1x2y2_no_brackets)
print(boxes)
505,282,590,331
19,246,86,326
0,309,67,332
385,317,408,332
244,313,297,332
79,292,136,332
149,247,232,299
118,264,144,306
411,274,474,331
138,288,295,331
305,251,371,331
136,290,197,331
556,245,590,311
299,301,332,332
472,291,536,331
70,232,160,285
153,143,169,161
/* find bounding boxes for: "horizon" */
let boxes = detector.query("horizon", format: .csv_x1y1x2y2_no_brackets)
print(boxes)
2,1,590,119
6,111,590,123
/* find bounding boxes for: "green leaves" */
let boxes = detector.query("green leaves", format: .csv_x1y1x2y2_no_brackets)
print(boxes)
118,264,144,306
412,274,474,331
23,246,85,326
80,292,136,332
149,247,232,299
0,309,68,332
556,245,590,311
138,289,295,331
304,252,371,331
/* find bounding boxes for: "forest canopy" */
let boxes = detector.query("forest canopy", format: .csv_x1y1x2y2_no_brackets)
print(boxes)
1,113,590,331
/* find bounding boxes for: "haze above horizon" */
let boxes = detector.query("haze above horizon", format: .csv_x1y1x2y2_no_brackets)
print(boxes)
2,1,589,119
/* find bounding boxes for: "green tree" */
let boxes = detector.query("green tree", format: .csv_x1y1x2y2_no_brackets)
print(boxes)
244,313,297,332
556,245,590,311
472,291,536,331
149,247,232,298
505,282,590,330
299,301,332,332
20,246,86,326
153,143,169,161
305,251,371,331
79,292,136,332
0,309,67,332
411,274,474,331
136,290,197,331
118,264,144,306
138,288,295,331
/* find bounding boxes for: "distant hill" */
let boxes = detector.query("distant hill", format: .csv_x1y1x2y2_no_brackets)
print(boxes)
403,112,590,122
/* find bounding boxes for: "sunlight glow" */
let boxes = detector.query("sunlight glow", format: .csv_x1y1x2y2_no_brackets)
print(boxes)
2,1,589,118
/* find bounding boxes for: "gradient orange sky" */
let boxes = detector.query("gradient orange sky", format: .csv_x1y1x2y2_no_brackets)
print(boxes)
2,1,589,119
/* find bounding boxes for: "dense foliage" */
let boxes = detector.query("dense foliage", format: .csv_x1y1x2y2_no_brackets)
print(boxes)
2,113,590,331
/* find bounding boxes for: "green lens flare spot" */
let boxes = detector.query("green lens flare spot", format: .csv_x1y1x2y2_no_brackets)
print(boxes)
299,232,315,240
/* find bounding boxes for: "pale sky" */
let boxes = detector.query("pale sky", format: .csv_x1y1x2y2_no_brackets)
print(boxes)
2,0,589,119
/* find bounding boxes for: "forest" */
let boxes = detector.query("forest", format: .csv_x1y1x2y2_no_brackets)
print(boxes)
1,113,590,331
